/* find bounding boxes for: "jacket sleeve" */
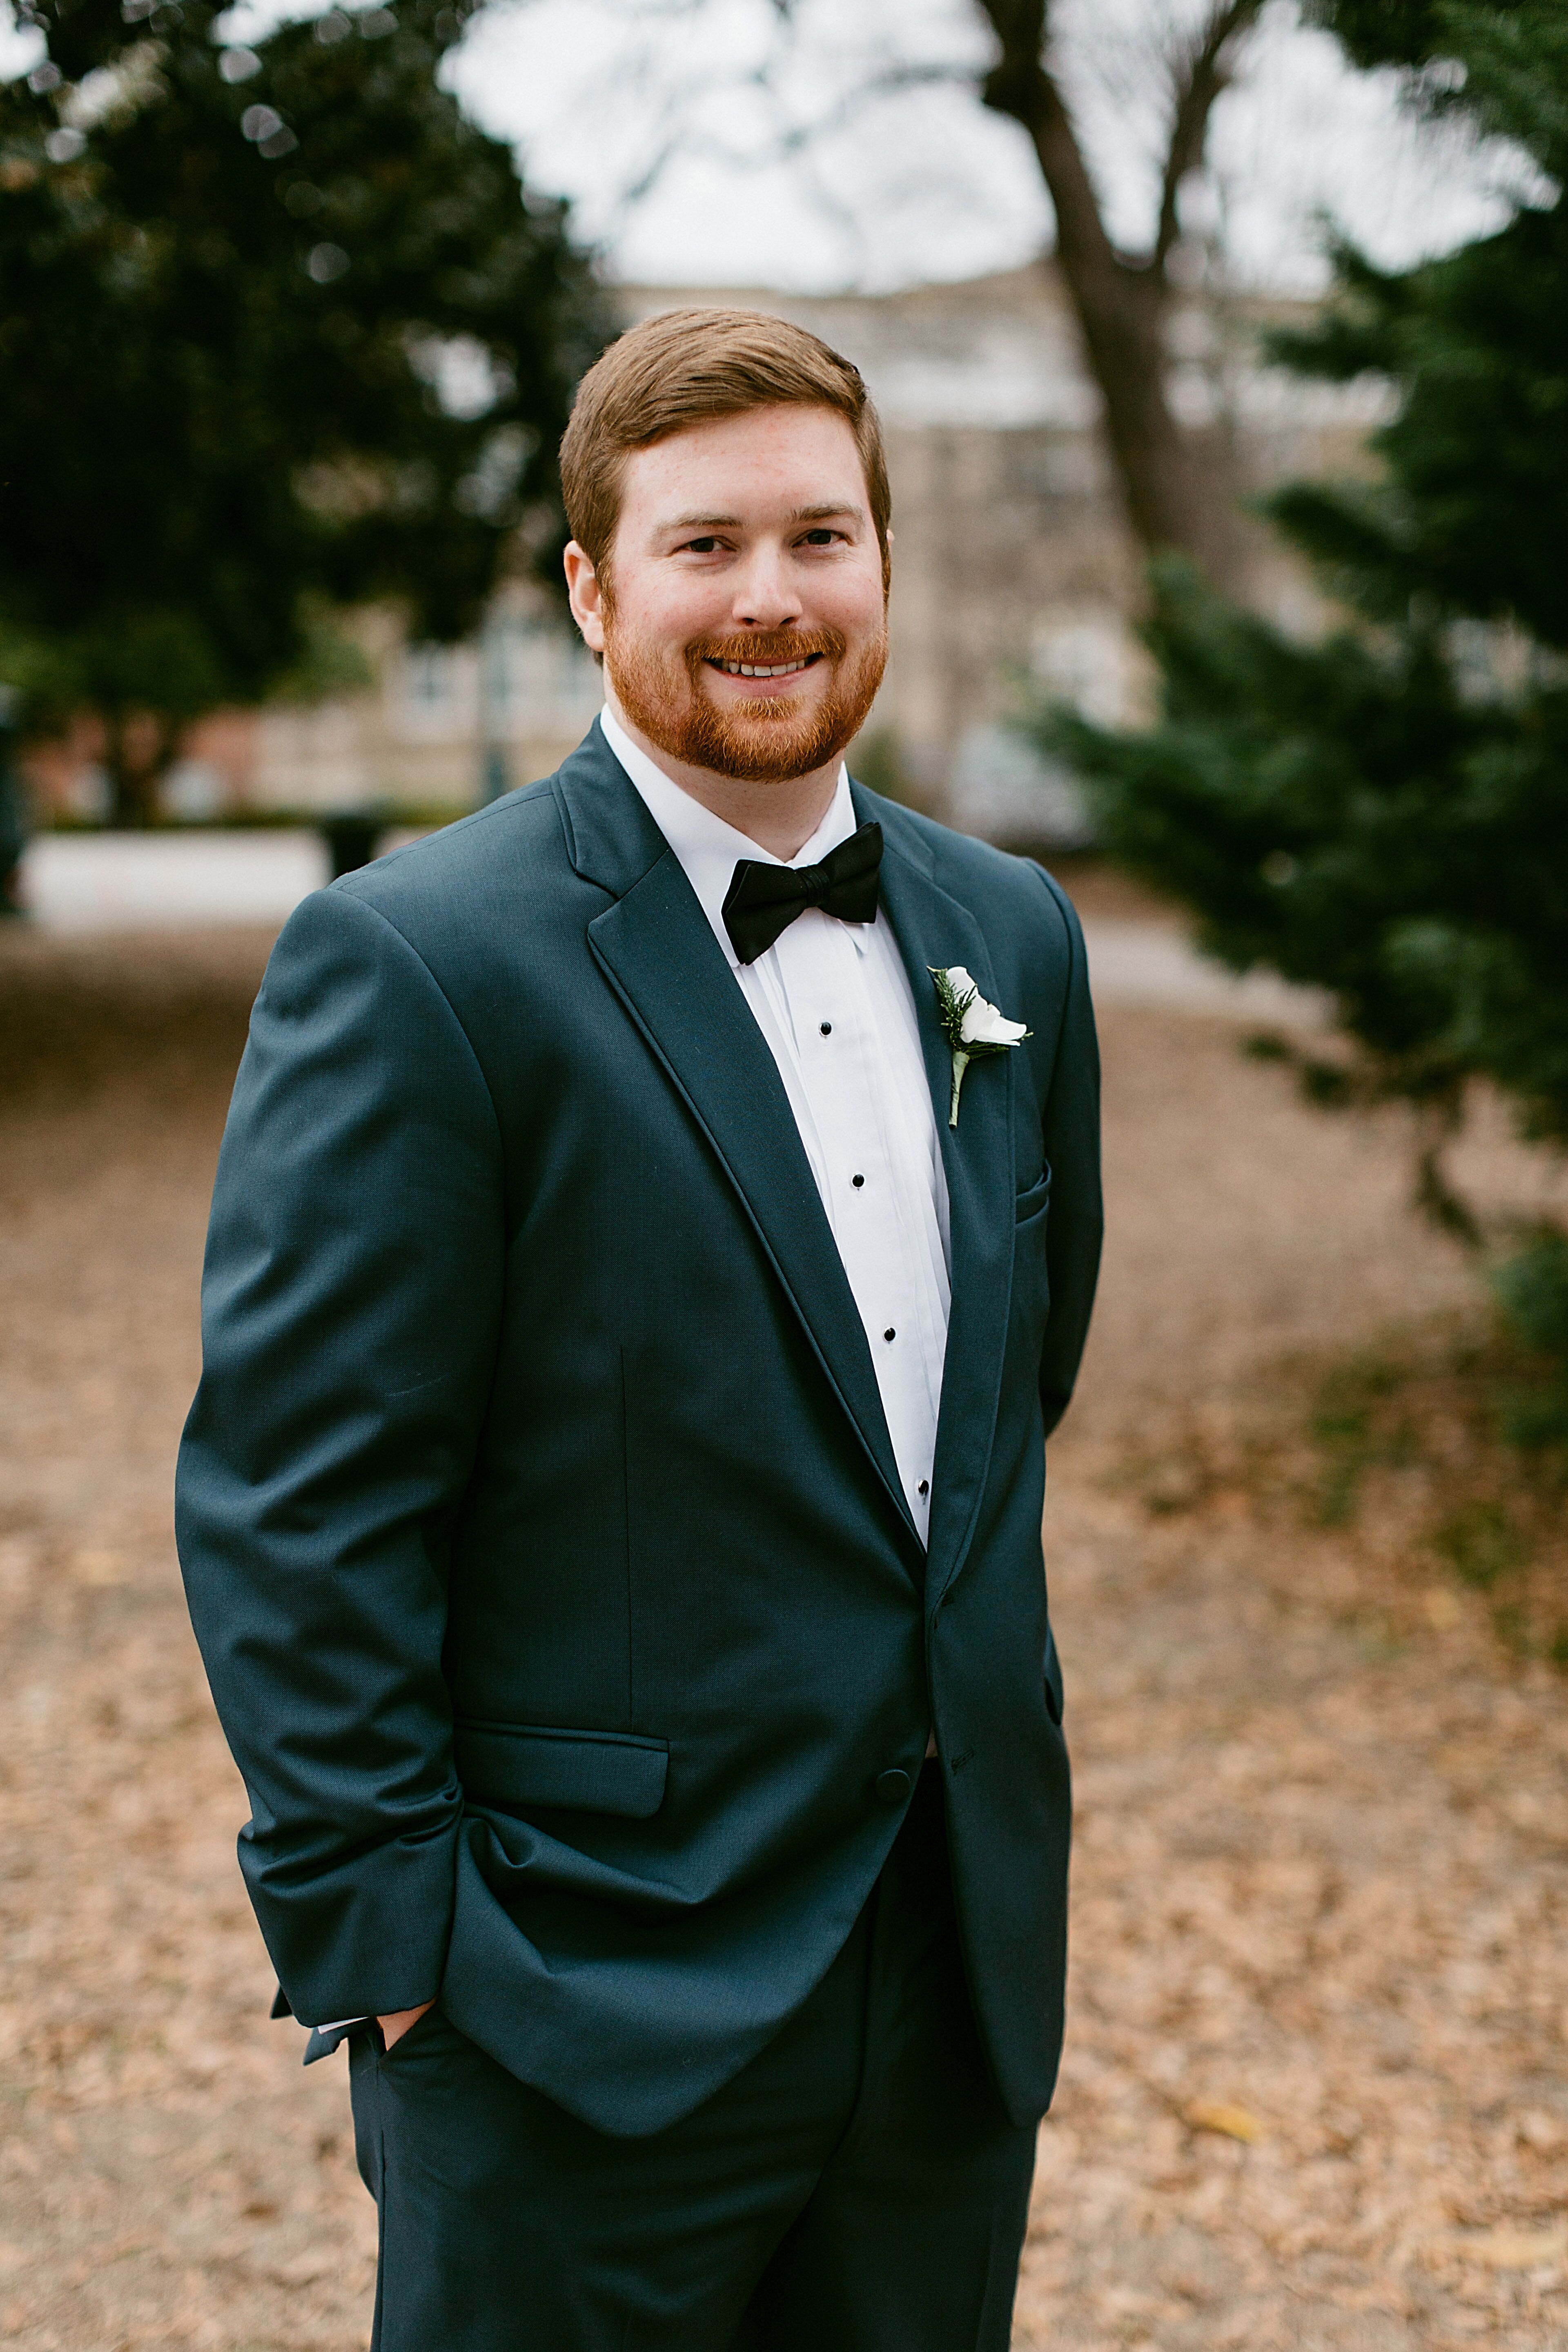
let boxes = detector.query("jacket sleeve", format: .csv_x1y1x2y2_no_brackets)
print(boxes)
1033,868,1103,1439
175,883,503,2026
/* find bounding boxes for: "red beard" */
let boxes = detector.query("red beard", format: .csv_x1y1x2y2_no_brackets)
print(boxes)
606,622,887,784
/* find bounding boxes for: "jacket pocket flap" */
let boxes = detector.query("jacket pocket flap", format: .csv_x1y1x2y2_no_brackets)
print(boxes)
455,1722,668,1819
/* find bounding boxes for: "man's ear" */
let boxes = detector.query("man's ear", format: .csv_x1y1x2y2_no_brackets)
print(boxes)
564,542,606,654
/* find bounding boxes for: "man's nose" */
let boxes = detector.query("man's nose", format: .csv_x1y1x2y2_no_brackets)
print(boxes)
731,544,801,630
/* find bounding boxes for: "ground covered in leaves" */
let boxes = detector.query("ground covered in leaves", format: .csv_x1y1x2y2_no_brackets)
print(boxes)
0,920,1565,2351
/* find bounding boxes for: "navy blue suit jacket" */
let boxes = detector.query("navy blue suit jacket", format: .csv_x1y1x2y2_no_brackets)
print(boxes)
176,721,1102,2137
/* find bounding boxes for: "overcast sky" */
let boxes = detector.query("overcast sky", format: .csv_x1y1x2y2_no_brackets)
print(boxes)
4,0,1540,294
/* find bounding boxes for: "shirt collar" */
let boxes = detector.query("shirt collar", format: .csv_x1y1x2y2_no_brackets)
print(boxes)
599,705,856,970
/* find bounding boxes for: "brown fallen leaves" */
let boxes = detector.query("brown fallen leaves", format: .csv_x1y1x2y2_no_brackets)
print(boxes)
1184,2101,1265,2145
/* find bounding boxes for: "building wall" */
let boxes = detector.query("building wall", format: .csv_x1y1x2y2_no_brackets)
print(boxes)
248,598,604,815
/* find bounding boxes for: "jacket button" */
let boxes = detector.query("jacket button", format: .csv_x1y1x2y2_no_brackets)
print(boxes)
875,1767,911,1806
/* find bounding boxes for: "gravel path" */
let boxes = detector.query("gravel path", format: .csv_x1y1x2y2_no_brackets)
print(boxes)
0,925,1564,2351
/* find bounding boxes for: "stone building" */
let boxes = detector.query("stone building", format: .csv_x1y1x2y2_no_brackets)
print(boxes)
30,262,1383,846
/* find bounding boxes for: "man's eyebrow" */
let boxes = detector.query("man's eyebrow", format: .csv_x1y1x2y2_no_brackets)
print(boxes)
654,501,867,534
657,511,743,532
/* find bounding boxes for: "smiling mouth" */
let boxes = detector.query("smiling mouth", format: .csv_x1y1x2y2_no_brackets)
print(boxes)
705,653,824,680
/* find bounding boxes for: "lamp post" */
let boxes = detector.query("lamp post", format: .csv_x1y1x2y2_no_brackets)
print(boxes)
479,604,513,806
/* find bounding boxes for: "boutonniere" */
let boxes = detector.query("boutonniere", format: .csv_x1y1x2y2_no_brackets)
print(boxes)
929,965,1030,1127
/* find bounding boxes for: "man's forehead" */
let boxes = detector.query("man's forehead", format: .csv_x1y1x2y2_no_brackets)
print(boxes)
619,407,868,518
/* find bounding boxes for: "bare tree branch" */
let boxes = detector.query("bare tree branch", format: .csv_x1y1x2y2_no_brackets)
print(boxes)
615,124,693,211
973,0,1246,585
1152,0,1264,270
772,61,975,157
603,57,973,247
976,0,1123,290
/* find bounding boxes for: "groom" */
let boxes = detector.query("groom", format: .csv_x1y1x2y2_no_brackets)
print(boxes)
177,307,1101,2350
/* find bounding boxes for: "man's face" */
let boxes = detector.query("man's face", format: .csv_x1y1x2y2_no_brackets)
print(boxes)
568,403,888,785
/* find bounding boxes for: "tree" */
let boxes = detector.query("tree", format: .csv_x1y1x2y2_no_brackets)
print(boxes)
1035,2,1568,1256
973,0,1263,588
0,0,609,822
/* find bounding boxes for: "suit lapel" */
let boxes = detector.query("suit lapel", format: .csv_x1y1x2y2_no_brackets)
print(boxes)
558,727,919,1559
862,790,1018,1606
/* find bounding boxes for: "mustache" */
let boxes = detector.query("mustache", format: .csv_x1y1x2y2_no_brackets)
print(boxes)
686,628,847,673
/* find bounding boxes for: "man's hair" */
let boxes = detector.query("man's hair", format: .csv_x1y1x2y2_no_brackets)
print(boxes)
560,307,891,586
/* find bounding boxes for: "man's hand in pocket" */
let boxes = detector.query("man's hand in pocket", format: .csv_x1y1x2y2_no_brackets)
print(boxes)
378,2000,436,2050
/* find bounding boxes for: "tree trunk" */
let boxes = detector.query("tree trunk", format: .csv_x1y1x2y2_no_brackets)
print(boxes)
104,710,179,829
979,7,1250,592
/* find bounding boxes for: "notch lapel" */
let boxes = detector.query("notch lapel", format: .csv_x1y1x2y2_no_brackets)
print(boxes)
862,793,1018,1607
557,729,920,1561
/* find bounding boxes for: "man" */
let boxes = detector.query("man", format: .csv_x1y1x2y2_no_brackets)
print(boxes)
177,307,1101,2351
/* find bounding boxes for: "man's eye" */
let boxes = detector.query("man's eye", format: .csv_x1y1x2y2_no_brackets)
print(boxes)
683,537,721,554
801,529,840,546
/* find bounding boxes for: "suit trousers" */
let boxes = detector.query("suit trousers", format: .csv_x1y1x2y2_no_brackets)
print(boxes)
347,1766,1038,2351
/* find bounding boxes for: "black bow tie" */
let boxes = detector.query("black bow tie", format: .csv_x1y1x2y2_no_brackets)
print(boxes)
722,821,884,966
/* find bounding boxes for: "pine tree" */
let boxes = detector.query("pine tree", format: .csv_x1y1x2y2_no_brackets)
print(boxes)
1032,0,1568,1412
1039,2,1568,1183
0,0,610,822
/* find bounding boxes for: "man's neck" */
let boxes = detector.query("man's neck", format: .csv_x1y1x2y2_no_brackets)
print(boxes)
603,688,839,861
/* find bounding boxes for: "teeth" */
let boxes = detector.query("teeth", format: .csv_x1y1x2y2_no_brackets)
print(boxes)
719,658,809,677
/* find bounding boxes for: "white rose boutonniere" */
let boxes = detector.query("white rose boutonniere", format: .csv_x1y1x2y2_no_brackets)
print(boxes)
929,965,1030,1127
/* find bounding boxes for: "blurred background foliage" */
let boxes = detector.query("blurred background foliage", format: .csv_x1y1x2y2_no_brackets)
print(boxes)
1028,0,1568,1412
0,0,610,822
